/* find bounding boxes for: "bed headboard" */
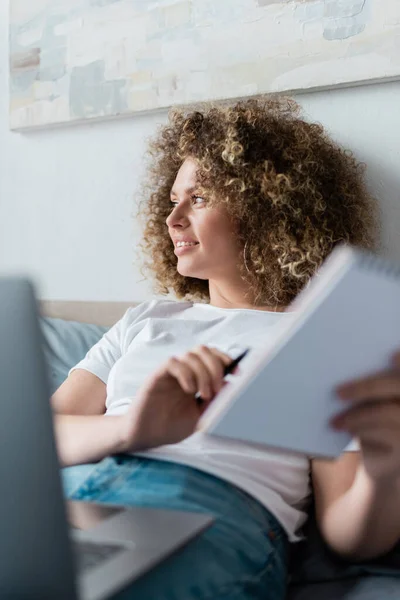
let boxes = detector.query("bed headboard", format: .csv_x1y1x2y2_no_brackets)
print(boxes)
40,300,136,327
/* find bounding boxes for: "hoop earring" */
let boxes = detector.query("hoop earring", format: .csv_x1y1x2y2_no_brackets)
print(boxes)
243,242,251,274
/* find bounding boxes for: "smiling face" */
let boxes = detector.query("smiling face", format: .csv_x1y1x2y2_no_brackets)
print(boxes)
166,158,242,282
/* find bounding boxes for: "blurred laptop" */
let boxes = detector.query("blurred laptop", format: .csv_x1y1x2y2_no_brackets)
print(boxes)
0,278,213,600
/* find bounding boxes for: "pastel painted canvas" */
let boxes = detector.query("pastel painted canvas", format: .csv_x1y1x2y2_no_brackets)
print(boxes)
9,0,400,129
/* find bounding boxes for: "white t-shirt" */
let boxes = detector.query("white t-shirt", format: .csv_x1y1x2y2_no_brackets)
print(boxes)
72,299,311,541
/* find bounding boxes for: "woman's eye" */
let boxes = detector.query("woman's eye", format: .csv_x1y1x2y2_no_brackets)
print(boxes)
169,196,205,211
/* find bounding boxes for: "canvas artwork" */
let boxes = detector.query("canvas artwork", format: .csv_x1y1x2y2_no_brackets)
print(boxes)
9,0,400,130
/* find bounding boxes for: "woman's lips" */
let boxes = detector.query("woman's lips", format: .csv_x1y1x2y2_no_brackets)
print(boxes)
174,243,199,256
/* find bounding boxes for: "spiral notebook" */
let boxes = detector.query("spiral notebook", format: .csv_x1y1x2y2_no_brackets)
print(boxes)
198,245,400,458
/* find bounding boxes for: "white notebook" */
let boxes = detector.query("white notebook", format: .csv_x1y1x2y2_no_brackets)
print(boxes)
198,245,400,458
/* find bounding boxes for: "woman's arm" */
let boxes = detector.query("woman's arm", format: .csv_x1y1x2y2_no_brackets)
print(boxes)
51,369,107,415
54,414,127,467
52,370,129,466
312,454,400,560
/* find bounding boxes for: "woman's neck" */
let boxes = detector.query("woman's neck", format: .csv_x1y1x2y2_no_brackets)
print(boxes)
208,280,286,313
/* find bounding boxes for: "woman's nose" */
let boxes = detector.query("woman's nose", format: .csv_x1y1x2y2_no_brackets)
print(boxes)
166,203,189,228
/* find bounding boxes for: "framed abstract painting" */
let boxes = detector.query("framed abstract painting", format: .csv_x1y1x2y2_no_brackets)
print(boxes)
9,0,400,130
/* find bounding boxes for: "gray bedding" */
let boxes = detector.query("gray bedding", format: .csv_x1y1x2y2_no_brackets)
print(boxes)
287,501,400,600
288,576,400,600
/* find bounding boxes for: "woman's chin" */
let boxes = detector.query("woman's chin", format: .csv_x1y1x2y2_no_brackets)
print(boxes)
177,264,197,277
177,261,206,280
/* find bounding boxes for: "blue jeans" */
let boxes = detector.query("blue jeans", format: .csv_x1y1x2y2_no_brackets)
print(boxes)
62,456,288,600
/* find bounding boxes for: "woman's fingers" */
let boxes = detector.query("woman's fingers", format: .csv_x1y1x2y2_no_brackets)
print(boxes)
392,351,400,369
166,346,233,400
195,346,232,393
337,349,400,401
182,352,215,399
332,400,400,433
336,371,400,402
182,346,232,399
165,357,198,395
188,346,222,395
206,346,233,367
332,353,400,482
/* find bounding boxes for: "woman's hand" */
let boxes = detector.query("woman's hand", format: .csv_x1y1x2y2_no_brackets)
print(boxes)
332,351,400,482
120,345,233,453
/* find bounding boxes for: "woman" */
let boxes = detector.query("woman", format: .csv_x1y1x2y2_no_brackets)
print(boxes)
53,98,400,600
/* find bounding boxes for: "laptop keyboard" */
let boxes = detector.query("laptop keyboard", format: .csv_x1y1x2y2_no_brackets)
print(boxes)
73,539,126,575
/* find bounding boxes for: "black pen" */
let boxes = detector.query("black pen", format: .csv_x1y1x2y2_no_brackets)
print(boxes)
195,348,250,405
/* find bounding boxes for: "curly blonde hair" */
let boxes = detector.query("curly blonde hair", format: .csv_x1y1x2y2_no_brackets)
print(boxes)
137,97,380,307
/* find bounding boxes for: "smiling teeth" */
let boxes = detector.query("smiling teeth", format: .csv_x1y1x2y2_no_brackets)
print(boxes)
177,242,198,247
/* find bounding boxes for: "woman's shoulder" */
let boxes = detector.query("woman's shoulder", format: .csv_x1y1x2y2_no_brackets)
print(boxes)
122,298,193,324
